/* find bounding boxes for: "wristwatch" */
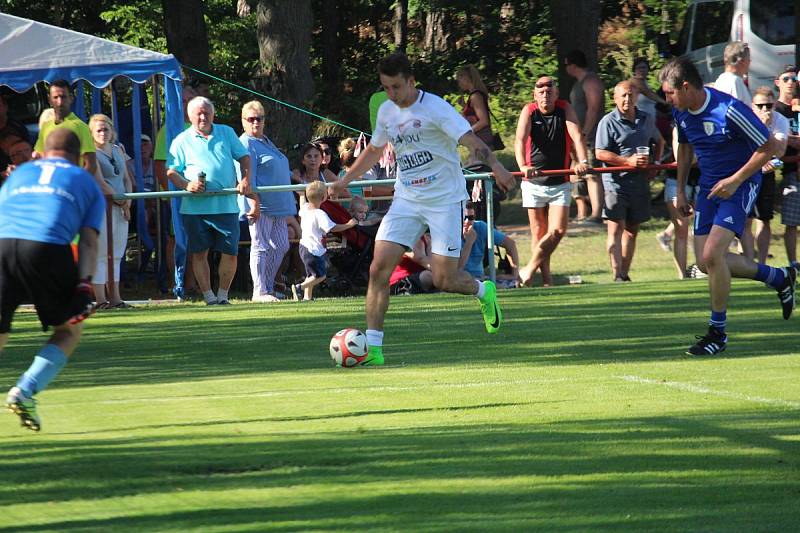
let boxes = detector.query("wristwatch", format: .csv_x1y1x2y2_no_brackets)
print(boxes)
579,159,588,164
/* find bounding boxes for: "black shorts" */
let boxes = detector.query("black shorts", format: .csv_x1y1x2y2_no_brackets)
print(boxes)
0,239,79,333
299,244,327,279
750,172,775,222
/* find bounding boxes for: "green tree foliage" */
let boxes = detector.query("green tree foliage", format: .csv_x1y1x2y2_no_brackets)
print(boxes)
2,1,691,144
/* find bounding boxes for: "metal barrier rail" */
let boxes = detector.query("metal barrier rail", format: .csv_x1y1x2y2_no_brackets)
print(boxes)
106,158,789,293
105,174,500,291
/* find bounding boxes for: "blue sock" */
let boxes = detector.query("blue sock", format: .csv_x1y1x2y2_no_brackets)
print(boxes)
709,310,727,332
754,263,785,289
16,344,68,397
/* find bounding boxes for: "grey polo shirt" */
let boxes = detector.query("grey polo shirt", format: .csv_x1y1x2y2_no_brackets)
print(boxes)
595,107,658,182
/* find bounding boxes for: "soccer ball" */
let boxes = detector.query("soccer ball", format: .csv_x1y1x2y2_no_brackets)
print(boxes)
330,328,368,367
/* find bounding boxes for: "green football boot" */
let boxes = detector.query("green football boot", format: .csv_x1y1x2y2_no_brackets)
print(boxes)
361,345,384,366
479,280,502,334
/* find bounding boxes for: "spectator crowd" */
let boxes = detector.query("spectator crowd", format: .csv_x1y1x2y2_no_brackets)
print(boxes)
1,39,798,306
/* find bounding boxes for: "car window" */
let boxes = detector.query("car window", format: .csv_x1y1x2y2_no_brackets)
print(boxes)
751,0,794,45
691,1,734,50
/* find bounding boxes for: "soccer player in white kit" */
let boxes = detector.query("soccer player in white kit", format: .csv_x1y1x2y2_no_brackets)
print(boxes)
331,53,516,365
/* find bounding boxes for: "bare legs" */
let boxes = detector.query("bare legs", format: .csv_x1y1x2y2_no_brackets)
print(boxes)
365,241,477,331
520,205,569,286
606,219,640,279
694,227,759,313
666,202,691,278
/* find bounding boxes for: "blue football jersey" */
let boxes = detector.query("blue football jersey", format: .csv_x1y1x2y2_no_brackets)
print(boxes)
673,87,769,187
0,158,105,245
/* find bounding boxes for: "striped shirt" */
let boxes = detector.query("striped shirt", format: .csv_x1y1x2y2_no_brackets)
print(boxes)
674,87,769,187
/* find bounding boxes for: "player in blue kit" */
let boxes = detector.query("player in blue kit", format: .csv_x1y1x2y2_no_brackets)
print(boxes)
0,129,105,431
659,56,796,356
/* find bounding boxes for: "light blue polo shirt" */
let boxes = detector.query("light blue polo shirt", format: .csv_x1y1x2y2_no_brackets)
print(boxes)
238,133,297,218
168,123,249,215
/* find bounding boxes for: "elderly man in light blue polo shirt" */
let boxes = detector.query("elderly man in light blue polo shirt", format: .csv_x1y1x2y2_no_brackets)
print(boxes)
167,96,254,305
595,80,664,282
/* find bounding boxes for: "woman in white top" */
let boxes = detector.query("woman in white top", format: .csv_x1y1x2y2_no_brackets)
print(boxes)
89,113,133,309
630,57,667,118
291,143,338,185
291,142,346,201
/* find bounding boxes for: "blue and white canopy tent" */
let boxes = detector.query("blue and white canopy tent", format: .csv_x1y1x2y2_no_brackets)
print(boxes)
0,12,186,288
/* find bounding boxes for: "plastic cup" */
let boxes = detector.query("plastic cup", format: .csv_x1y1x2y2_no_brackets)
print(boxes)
636,146,650,157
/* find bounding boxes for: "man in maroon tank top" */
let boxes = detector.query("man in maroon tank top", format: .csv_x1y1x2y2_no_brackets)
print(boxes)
514,76,590,286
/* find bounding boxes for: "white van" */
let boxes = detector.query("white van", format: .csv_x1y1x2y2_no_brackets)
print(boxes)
670,0,795,86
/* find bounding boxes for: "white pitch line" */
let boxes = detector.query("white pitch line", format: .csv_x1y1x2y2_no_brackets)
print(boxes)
83,376,580,405
617,375,800,409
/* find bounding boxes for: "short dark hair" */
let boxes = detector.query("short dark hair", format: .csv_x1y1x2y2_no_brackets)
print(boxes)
49,79,72,94
44,128,80,158
564,50,587,69
658,56,703,90
378,53,414,79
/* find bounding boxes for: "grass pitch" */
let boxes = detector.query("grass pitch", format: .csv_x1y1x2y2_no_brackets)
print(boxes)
1,271,799,531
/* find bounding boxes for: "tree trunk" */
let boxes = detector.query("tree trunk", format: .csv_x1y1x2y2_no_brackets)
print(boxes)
549,0,601,96
422,8,453,57
393,0,408,52
253,0,314,148
321,0,340,97
162,0,209,70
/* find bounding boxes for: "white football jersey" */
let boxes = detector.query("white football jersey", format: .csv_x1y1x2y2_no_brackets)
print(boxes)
372,90,471,205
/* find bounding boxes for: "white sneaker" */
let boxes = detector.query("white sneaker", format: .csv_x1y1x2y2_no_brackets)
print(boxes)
6,386,41,432
252,294,280,303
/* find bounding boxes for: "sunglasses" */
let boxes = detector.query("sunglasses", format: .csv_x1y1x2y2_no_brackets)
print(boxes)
244,116,264,123
536,81,554,89
754,103,774,110
463,215,475,221
781,76,797,82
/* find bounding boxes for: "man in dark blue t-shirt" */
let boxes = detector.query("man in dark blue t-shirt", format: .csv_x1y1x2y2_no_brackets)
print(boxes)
660,56,795,356
0,129,105,432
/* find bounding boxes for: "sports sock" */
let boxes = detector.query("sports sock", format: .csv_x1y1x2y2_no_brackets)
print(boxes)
217,288,229,302
16,344,68,397
475,280,486,299
754,264,785,289
709,310,727,333
203,290,216,303
366,329,384,348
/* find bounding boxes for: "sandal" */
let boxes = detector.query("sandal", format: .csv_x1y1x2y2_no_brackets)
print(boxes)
111,301,133,309
95,301,111,310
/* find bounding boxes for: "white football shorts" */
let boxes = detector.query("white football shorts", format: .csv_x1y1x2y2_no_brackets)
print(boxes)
376,197,464,257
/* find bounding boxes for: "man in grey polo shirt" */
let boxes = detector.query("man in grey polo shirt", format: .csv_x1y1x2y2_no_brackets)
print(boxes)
595,80,664,282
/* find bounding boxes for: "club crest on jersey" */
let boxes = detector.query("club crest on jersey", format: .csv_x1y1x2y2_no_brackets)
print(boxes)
703,121,715,136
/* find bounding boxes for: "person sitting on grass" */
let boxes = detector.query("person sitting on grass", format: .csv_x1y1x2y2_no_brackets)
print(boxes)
460,201,522,286
292,181,357,301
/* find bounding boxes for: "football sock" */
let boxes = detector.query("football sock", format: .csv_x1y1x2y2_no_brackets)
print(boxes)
366,329,384,347
203,290,216,303
709,310,727,333
475,280,486,299
217,288,229,302
16,344,68,397
754,264,785,289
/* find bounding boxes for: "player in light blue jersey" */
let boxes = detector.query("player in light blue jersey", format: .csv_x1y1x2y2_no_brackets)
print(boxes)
660,56,796,356
0,129,105,431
